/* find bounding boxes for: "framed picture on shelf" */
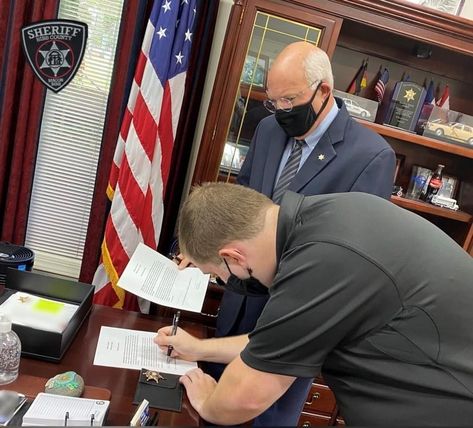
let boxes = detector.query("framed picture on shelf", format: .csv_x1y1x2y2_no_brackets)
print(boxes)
402,0,464,16
241,52,268,88
438,175,459,199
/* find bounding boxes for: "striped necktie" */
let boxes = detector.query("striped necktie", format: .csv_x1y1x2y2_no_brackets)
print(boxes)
272,139,304,204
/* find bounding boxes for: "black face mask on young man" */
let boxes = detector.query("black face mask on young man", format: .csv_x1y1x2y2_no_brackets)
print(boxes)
275,81,330,138
219,259,269,297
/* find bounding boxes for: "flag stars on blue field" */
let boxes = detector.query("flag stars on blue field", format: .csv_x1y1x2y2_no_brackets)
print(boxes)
156,27,167,39
184,29,192,41
175,51,184,64
162,0,171,12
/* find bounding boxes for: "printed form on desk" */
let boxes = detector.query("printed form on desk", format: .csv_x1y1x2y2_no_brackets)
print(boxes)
118,242,210,312
22,393,109,426
93,326,197,375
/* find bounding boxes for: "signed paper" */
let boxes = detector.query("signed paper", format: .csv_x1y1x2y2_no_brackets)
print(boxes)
118,243,209,312
93,326,197,376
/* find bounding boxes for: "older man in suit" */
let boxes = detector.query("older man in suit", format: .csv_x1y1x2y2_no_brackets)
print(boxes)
203,42,396,426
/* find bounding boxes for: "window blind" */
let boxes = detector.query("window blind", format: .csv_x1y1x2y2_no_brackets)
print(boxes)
25,0,125,278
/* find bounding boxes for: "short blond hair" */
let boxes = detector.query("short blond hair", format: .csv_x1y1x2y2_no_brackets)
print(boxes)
178,182,273,265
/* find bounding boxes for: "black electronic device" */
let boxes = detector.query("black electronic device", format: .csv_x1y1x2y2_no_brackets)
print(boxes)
0,243,34,288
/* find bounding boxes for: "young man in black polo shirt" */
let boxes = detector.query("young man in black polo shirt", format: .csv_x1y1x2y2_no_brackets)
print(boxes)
155,182,473,426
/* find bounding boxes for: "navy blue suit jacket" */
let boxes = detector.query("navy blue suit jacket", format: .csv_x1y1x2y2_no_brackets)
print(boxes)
207,99,395,426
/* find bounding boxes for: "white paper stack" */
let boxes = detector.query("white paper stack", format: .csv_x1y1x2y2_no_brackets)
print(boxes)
0,292,78,333
22,393,110,426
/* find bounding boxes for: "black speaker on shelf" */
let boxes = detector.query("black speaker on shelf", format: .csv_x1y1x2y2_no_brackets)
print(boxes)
0,242,35,287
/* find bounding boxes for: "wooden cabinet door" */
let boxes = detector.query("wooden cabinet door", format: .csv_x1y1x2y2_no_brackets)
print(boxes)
193,0,342,185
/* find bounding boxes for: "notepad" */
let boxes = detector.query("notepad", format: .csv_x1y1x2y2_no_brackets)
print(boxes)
22,393,110,426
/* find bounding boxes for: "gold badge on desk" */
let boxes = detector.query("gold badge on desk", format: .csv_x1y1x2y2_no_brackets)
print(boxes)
135,369,183,412
144,370,165,384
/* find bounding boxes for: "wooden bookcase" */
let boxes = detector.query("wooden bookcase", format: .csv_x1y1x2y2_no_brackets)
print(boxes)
191,0,473,424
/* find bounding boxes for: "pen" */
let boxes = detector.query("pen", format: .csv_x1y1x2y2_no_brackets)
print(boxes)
167,310,180,359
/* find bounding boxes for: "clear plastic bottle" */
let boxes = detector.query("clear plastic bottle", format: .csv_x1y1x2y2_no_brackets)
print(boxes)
0,314,21,385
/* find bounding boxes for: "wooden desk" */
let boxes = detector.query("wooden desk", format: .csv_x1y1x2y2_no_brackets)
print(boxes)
18,305,206,426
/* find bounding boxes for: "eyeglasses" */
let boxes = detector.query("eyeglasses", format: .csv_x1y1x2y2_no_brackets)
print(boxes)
263,80,320,113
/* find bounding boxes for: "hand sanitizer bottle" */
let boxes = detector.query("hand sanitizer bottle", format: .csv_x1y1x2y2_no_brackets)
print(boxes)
0,314,21,384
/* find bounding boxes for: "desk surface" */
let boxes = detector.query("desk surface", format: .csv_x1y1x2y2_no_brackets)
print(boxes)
19,305,206,426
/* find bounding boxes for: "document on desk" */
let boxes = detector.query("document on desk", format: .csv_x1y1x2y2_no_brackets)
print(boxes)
118,243,210,312
93,326,197,376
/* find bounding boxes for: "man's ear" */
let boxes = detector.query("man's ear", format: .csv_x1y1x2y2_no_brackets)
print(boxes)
320,82,332,97
218,246,247,267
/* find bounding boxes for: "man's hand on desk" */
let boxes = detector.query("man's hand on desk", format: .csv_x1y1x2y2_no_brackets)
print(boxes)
154,326,203,361
179,368,217,416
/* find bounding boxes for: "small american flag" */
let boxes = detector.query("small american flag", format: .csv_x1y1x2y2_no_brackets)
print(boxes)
93,0,197,311
374,68,389,103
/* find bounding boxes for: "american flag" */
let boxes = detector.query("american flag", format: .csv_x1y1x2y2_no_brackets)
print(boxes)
374,68,389,103
424,80,435,105
93,0,197,311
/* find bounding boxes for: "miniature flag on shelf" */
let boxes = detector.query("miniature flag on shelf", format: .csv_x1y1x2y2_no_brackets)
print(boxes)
401,72,411,82
347,59,368,95
374,68,389,103
436,84,450,110
424,80,436,105
92,0,197,312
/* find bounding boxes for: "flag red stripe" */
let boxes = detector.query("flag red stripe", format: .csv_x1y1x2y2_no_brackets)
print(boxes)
133,91,158,161
134,51,148,87
158,83,175,189
117,155,147,228
104,217,130,276
94,283,120,307
141,187,157,249
120,109,133,141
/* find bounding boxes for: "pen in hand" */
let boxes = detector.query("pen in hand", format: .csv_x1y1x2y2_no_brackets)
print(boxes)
167,310,180,361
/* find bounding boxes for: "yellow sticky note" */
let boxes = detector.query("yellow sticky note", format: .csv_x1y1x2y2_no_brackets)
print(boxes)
33,298,64,314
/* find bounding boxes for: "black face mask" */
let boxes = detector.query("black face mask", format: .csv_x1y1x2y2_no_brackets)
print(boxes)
224,274,269,297
221,259,268,297
275,82,330,138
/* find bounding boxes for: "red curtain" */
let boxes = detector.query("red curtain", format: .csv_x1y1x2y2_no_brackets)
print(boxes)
0,0,59,244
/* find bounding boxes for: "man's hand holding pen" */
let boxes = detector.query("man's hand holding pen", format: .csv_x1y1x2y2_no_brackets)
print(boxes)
154,324,203,362
172,253,193,270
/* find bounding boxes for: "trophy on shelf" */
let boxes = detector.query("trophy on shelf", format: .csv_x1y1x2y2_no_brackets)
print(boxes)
384,80,426,132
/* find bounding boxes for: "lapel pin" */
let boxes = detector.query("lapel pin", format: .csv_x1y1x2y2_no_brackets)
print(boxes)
318,154,325,161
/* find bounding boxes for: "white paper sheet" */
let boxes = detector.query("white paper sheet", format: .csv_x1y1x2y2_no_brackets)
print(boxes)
93,326,197,376
117,243,210,313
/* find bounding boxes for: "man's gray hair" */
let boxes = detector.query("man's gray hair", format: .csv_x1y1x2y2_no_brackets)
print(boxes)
303,48,334,89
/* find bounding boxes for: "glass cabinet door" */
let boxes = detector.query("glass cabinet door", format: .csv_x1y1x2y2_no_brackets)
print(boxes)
219,13,323,180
